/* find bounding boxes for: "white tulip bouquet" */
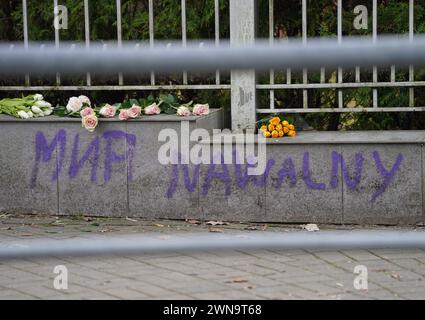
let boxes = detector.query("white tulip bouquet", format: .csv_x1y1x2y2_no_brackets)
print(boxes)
0,94,53,119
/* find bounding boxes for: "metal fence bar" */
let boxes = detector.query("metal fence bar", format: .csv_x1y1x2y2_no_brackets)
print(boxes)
337,0,343,109
0,85,231,91
409,0,415,107
215,0,220,85
54,0,60,85
257,81,425,89
117,0,124,85
4,37,425,73
356,66,361,83
6,80,425,92
302,0,308,108
372,0,378,108
181,0,188,85
320,67,325,83
149,0,155,85
1,231,425,259
391,65,396,82
257,107,425,114
22,0,29,86
84,0,91,86
4,37,425,70
269,0,275,110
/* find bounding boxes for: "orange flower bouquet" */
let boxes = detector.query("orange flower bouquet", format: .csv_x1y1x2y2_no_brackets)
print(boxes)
259,116,296,138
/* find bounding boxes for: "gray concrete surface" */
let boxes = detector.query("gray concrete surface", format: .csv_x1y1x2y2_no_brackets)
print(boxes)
0,112,424,225
0,214,425,300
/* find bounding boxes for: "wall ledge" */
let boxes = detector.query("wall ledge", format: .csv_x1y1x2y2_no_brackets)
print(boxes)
268,131,425,144
201,130,425,145
0,108,222,123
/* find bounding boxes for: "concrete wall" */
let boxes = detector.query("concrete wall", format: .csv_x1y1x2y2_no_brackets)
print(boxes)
0,112,424,225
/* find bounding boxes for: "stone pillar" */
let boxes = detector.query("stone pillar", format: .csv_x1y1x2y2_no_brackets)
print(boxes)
230,0,257,132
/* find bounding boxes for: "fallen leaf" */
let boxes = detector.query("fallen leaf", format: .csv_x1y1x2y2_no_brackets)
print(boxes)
390,272,401,280
244,226,258,231
303,224,320,232
209,228,223,233
261,224,268,231
206,221,228,226
125,217,138,222
226,278,248,284
187,219,201,225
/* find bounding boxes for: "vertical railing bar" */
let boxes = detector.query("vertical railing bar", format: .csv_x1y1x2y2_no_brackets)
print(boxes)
149,0,155,85
269,0,274,110
390,65,396,82
84,0,91,86
337,0,343,109
372,0,378,108
116,0,123,85
215,0,220,85
354,2,361,84
54,0,60,85
302,0,307,108
409,0,415,107
22,0,30,86
286,68,291,84
320,68,325,83
181,0,188,85
355,66,361,83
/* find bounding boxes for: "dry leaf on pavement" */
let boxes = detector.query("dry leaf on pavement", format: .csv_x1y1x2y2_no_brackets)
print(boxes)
303,224,320,232
225,278,248,284
390,272,402,280
186,219,202,225
206,221,228,226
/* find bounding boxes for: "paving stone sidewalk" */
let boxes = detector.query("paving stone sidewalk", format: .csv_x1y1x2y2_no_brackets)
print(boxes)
0,213,425,300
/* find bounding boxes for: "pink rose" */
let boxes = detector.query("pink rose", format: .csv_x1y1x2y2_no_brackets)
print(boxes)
81,114,98,132
80,107,95,117
99,104,117,118
177,106,191,117
192,103,210,116
119,109,130,121
144,103,161,115
128,104,142,118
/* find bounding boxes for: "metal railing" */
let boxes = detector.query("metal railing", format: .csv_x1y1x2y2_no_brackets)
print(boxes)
1,0,425,131
1,230,425,259
259,0,419,114
0,0,228,92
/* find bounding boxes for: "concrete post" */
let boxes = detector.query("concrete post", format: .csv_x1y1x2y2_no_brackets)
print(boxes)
230,0,257,132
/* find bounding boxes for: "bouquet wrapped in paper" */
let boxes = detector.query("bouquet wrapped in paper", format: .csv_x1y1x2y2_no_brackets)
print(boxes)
0,94,53,119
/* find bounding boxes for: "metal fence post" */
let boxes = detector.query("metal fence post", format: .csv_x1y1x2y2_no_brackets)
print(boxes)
230,0,257,132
